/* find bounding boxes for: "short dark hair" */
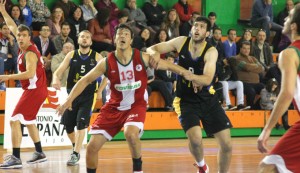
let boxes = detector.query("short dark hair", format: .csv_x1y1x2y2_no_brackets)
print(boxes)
194,16,211,32
227,28,236,35
208,12,217,18
291,3,300,34
39,23,49,31
117,10,129,19
61,21,70,28
115,24,134,38
241,40,251,47
213,27,222,34
18,24,31,36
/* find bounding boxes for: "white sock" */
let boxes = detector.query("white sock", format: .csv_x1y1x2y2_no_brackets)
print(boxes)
196,159,205,167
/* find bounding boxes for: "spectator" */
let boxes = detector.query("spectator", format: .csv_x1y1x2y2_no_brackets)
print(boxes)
28,0,51,31
153,29,170,59
124,0,148,31
80,0,98,22
260,78,278,110
223,29,237,58
132,27,153,51
66,6,86,49
54,0,77,18
96,0,119,23
180,11,201,36
173,0,194,24
252,29,274,81
142,0,166,31
51,42,74,87
236,29,254,54
250,0,283,43
110,10,129,38
46,7,65,39
18,0,32,27
277,0,294,26
53,22,74,52
155,52,177,96
207,11,218,39
9,5,24,26
33,23,58,86
0,0,13,23
235,41,265,109
88,8,114,52
161,9,180,39
208,27,225,60
147,67,174,111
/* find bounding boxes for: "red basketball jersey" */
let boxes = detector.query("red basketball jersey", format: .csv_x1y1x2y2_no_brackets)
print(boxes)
17,43,47,90
105,49,148,111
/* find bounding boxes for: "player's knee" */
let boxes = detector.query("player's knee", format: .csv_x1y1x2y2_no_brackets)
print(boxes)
220,141,232,153
65,125,75,134
76,121,88,130
124,131,139,145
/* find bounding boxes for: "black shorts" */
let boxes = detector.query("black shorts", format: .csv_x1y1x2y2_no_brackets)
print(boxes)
61,93,95,128
173,95,232,136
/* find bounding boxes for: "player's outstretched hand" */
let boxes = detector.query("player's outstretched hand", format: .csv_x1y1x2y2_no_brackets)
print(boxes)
257,128,271,154
56,101,72,116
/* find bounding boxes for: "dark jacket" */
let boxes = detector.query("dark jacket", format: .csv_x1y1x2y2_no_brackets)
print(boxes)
252,42,273,69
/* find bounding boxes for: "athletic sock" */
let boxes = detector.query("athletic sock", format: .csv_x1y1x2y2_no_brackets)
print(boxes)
87,168,96,173
133,157,142,171
12,148,20,159
34,142,42,153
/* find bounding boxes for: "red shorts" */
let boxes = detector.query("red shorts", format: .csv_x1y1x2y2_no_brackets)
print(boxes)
89,105,146,140
11,87,48,124
264,120,300,172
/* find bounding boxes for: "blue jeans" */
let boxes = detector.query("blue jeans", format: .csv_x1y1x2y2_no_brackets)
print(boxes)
0,57,4,75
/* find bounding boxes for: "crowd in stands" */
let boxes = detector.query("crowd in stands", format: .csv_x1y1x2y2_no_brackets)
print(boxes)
0,0,295,113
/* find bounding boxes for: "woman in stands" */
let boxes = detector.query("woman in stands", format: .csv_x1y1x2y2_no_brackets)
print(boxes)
236,29,254,55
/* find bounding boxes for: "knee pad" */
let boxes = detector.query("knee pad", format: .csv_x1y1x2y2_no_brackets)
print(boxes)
65,125,75,134
76,121,88,130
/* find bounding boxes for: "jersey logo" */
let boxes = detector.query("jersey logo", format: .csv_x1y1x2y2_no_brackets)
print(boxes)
136,64,142,71
114,81,141,91
90,59,96,66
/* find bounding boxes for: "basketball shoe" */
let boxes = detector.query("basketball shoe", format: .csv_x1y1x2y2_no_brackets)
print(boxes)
27,152,47,164
194,163,209,173
0,155,22,169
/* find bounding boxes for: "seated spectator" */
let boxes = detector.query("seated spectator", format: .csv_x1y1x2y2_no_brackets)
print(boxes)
0,22,18,77
110,10,129,38
219,58,250,110
142,0,166,31
155,52,177,96
250,0,283,44
236,29,254,54
132,27,153,52
80,0,98,22
54,0,77,18
28,0,51,31
260,78,278,110
153,29,170,59
67,6,86,49
223,29,237,58
33,24,58,86
235,41,265,109
9,5,25,26
147,67,174,111
124,0,148,29
277,0,294,26
46,7,65,39
208,27,225,60
88,8,114,52
96,0,119,23
53,22,74,52
18,0,32,27
252,29,273,80
161,9,180,39
0,22,19,87
173,0,194,24
51,42,74,87
207,11,218,39
180,11,201,36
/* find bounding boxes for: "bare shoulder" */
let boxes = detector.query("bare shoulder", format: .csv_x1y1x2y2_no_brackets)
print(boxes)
279,48,299,66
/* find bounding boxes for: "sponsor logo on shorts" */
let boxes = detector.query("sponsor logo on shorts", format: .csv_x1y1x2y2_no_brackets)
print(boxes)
127,114,138,120
114,81,141,91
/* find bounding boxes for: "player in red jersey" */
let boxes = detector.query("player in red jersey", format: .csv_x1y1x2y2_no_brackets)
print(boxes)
0,0,48,169
257,3,300,173
57,24,190,173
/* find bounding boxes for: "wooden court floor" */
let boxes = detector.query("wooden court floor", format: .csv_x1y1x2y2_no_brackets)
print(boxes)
0,137,280,173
